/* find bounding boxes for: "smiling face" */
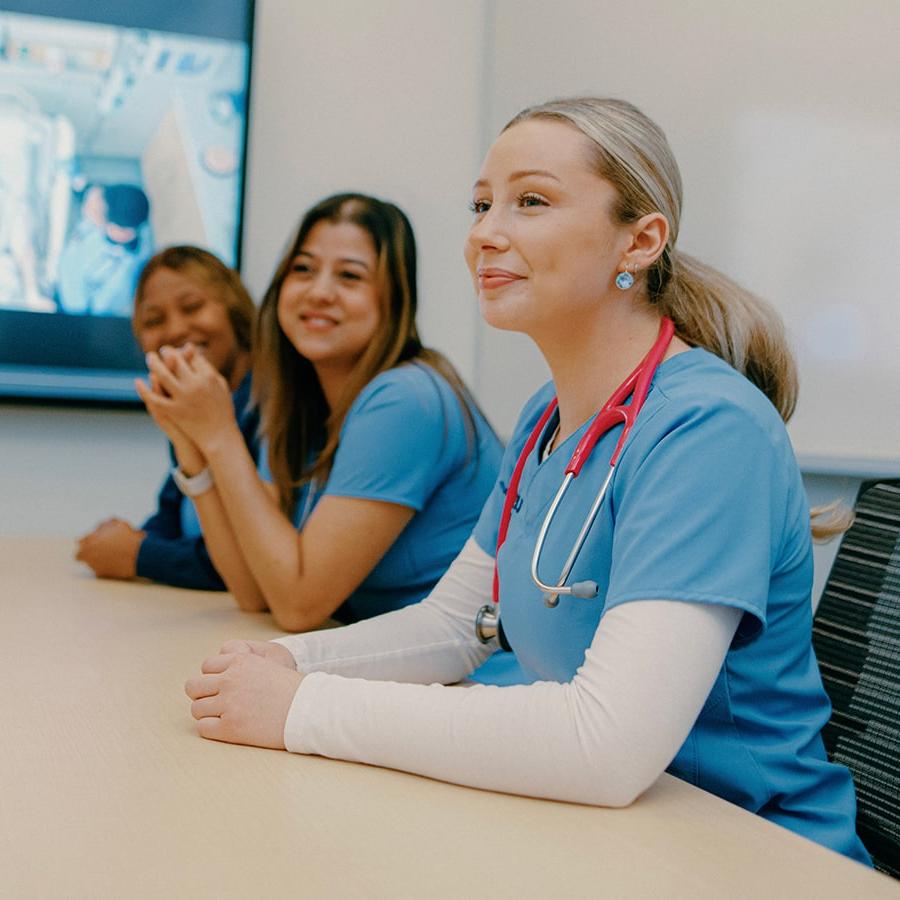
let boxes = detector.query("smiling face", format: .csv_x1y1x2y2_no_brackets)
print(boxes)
276,220,381,378
465,118,633,338
136,267,243,383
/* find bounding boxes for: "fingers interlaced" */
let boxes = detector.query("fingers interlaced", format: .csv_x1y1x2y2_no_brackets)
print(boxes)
196,717,227,742
160,345,196,377
190,695,223,721
191,353,217,377
184,672,222,700
146,352,183,395
201,653,238,675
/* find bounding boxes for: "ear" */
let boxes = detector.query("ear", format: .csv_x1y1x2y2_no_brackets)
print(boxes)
621,212,669,272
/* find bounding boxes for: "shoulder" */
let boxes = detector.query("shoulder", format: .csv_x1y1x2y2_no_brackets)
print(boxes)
644,348,790,446
347,362,457,423
656,348,786,435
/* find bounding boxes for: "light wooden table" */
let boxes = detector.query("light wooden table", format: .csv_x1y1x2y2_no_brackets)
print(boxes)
0,537,895,899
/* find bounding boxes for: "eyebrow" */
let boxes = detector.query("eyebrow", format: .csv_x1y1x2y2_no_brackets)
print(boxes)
472,169,562,189
295,251,371,270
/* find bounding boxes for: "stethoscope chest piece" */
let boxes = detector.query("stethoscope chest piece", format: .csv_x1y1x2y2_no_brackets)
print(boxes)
475,604,511,651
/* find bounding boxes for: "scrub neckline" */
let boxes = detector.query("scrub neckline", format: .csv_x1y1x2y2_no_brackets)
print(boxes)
537,346,708,465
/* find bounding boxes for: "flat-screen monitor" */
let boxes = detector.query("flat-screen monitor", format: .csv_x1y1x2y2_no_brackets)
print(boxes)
0,0,253,401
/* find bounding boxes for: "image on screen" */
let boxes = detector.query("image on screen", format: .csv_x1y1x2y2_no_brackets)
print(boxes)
0,1,252,400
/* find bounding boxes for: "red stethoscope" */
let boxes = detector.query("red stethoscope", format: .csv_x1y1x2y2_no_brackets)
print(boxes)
475,317,676,646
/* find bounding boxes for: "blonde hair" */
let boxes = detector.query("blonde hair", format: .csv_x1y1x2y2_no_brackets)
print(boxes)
506,97,843,540
255,193,483,516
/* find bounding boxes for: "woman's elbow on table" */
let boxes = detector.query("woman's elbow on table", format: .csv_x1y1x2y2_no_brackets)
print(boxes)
568,749,659,809
266,588,339,633
590,774,656,809
556,681,671,809
228,581,269,614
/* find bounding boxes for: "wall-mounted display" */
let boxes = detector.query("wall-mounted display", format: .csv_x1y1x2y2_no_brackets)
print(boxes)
0,0,254,400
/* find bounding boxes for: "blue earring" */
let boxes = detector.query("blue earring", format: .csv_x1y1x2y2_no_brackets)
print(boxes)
615,268,635,290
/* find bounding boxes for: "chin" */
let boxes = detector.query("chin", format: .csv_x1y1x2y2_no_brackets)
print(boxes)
478,297,530,334
287,332,326,357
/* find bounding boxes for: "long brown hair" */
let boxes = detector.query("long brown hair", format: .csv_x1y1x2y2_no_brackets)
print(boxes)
505,98,847,539
255,193,481,516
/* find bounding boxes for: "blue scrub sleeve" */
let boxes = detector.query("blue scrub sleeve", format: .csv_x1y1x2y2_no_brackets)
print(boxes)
322,369,457,511
137,532,226,591
137,473,226,590
605,398,784,638
140,471,183,539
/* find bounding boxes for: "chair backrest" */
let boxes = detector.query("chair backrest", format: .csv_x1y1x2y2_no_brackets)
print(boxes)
812,479,900,878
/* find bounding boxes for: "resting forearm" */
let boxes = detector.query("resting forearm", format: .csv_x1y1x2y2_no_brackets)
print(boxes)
273,538,496,682
284,600,741,806
135,533,225,591
202,431,313,624
192,485,267,610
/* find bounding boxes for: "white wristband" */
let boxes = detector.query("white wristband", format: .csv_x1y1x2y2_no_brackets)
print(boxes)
172,466,214,498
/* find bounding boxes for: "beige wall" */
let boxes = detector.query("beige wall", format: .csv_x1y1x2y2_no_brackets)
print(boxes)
476,0,900,468
242,0,487,382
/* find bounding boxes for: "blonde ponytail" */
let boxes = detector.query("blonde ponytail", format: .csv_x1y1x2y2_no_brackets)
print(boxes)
658,251,798,422
809,501,855,542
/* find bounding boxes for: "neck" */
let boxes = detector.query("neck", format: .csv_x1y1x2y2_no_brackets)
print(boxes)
532,297,684,442
312,361,354,413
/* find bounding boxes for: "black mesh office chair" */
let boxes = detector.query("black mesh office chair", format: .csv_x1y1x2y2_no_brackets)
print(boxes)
812,479,900,878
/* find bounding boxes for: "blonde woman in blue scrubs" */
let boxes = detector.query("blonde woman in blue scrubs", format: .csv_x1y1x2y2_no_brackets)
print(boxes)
184,100,870,865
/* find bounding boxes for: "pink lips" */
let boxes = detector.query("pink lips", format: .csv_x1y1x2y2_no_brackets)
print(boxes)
477,267,524,290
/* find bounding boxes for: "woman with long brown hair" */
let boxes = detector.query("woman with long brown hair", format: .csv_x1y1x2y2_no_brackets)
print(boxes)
138,194,500,631
184,102,870,865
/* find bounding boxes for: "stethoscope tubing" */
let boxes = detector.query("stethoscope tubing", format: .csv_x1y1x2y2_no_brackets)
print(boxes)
532,465,616,606
481,316,676,641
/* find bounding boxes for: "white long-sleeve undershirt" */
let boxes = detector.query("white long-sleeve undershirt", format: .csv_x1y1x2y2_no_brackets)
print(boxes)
273,538,741,807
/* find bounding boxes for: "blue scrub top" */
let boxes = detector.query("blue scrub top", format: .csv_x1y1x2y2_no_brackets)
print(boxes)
261,361,502,624
472,348,870,865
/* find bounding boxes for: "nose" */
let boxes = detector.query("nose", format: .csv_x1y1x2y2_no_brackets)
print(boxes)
466,206,510,257
306,269,336,305
161,310,191,347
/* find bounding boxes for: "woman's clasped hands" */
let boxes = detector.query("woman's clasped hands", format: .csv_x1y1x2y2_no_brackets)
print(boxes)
135,343,239,468
184,640,302,749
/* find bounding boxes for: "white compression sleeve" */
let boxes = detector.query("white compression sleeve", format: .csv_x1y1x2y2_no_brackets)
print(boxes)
283,599,742,807
271,537,496,684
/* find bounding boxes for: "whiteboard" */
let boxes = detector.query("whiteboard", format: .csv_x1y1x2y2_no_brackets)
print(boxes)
476,0,900,474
